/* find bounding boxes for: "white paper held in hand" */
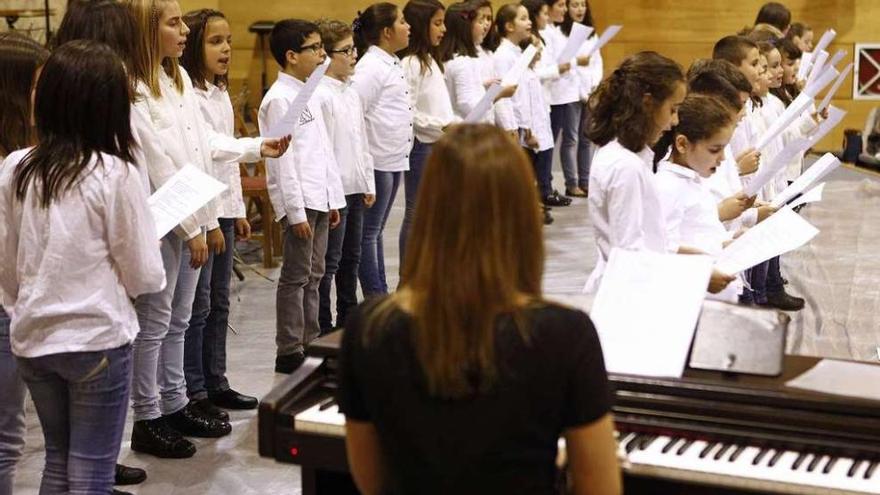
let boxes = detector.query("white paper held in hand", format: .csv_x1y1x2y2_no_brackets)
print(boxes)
590,248,713,378
788,182,825,209
148,164,228,239
715,207,819,275
816,63,853,113
466,44,538,123
796,51,814,81
267,59,330,138
771,153,841,208
754,92,813,151
583,25,622,58
556,23,593,63
806,50,829,86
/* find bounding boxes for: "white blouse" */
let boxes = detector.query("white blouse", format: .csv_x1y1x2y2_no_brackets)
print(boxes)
576,33,604,102
351,46,414,172
0,149,166,357
444,54,492,123
317,76,376,196
259,72,346,226
542,25,580,105
402,55,457,144
493,38,553,151
478,46,516,131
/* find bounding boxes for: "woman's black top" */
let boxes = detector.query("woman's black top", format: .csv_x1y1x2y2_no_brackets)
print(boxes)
337,300,613,495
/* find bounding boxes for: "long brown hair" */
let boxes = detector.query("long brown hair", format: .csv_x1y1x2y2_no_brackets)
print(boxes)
365,124,545,399
181,9,228,90
0,32,48,157
126,0,184,97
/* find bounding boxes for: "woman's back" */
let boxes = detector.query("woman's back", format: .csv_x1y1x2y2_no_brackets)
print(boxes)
338,299,611,495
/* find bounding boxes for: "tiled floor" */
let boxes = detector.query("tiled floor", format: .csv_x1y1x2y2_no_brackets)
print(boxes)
11,159,880,494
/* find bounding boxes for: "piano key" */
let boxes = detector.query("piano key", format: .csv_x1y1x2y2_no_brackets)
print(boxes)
752,448,770,466
618,432,636,450
728,444,745,462
699,442,718,459
865,460,878,480
713,444,732,461
661,437,680,454
848,459,864,478
638,435,658,451
625,435,643,454
807,454,824,473
792,452,809,470
318,397,336,411
676,439,694,456
768,449,784,467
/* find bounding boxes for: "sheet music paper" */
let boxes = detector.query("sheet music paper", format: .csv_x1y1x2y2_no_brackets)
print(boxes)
788,182,825,209
465,45,538,123
786,359,880,401
754,93,813,151
799,29,836,81
715,207,819,275
557,23,593,63
806,50,829,87
816,63,853,113
582,25,622,58
771,153,841,208
267,59,330,138
590,248,713,378
806,105,847,142
148,165,228,239
804,65,839,98
797,51,814,81
825,49,847,73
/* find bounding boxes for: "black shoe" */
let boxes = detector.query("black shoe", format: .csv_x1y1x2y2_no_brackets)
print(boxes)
114,463,146,486
543,206,554,225
113,490,133,495
190,397,229,421
764,291,805,311
131,418,196,459
164,403,232,438
209,388,258,410
275,352,305,374
543,192,572,207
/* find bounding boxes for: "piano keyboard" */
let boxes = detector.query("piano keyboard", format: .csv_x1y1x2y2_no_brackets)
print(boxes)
294,406,880,494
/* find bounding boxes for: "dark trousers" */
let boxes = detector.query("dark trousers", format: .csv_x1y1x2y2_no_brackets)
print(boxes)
526,147,554,199
399,139,432,270
319,194,366,331
741,256,785,304
184,218,235,400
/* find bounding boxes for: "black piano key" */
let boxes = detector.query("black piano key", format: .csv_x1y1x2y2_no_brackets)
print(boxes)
807,454,823,472
625,435,643,454
792,453,808,470
729,445,746,462
699,442,718,459
713,443,733,461
318,397,336,411
677,439,695,456
752,448,770,466
661,438,680,454
864,460,878,479
823,457,838,474
638,435,657,451
768,449,784,467
847,459,863,478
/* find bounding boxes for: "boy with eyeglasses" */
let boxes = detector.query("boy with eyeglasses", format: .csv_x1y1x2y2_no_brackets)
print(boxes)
259,19,345,373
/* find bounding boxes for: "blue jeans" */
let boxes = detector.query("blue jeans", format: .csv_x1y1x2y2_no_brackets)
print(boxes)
741,256,785,304
184,219,235,400
319,194,365,331
0,308,26,495
17,344,132,495
576,102,593,190
526,148,554,199
132,233,201,421
550,102,584,189
399,139,431,269
359,171,402,296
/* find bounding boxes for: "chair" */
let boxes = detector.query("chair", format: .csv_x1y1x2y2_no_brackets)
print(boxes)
237,109,281,268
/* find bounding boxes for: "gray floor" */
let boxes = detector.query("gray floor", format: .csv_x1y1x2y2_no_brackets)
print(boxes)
11,160,880,494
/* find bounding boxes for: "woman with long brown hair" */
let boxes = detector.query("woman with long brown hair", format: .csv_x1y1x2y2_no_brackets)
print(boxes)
338,124,621,495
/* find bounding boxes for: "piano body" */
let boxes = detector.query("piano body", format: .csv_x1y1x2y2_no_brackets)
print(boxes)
259,330,880,495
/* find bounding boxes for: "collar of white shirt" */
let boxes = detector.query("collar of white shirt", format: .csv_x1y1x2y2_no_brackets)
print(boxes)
498,38,522,53
366,45,401,66
276,71,307,90
658,160,700,182
203,80,224,98
321,75,351,92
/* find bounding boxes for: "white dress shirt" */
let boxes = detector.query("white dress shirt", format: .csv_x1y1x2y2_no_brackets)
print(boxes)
0,149,166,357
533,31,560,106
585,139,668,291
402,55,456,144
489,41,523,131
542,25,580,105
478,46,515,130
317,76,376,196
351,46,414,172
259,72,346,226
705,144,759,232
576,34,603,101
193,82,263,219
493,38,553,151
444,54,492,123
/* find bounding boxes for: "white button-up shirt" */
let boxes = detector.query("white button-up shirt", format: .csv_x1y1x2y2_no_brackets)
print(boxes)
542,25,580,105
259,72,346,225
478,46,516,130
403,55,456,144
585,139,668,291
493,38,553,151
444,54,493,124
317,76,376,196
193,82,263,219
351,46,414,172
0,149,166,357
576,34,603,101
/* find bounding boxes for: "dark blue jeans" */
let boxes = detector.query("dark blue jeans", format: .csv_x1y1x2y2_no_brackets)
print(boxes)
184,218,235,400
550,102,583,189
0,308,26,495
526,148,554,199
399,139,432,270
319,194,366,331
17,344,132,495
741,256,785,304
359,171,402,296
576,102,593,190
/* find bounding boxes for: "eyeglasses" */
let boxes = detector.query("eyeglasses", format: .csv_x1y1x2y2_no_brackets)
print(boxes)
328,45,357,57
298,42,324,53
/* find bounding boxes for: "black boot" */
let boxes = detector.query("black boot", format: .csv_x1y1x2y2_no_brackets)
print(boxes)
114,463,146,485
209,388,258,410
164,402,232,438
190,398,230,421
764,291,805,311
131,418,196,459
275,352,305,374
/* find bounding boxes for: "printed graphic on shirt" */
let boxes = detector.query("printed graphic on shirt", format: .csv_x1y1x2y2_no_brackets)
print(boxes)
299,107,315,127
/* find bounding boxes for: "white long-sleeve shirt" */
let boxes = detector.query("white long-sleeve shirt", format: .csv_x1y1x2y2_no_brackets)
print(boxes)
576,34,603,101
317,76,376,196
542,25,580,105
351,46,414,172
585,139,668,291
259,72,346,226
444,54,492,123
478,46,515,131
0,149,166,357
193,82,263,219
533,31,560,106
402,55,456,144
705,144,759,233
493,38,552,150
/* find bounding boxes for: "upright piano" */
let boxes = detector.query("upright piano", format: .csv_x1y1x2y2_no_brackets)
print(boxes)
259,330,880,494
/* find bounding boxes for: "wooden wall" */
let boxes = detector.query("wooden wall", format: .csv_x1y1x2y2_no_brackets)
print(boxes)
194,0,878,150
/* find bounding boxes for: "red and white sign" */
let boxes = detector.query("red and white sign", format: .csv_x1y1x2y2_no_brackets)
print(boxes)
854,43,880,100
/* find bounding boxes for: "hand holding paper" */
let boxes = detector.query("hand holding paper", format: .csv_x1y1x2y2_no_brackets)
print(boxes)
816,63,853,113
771,153,841,208
557,23,593,63
582,25,622,58
465,45,538,123
715,207,819,275
149,165,228,239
